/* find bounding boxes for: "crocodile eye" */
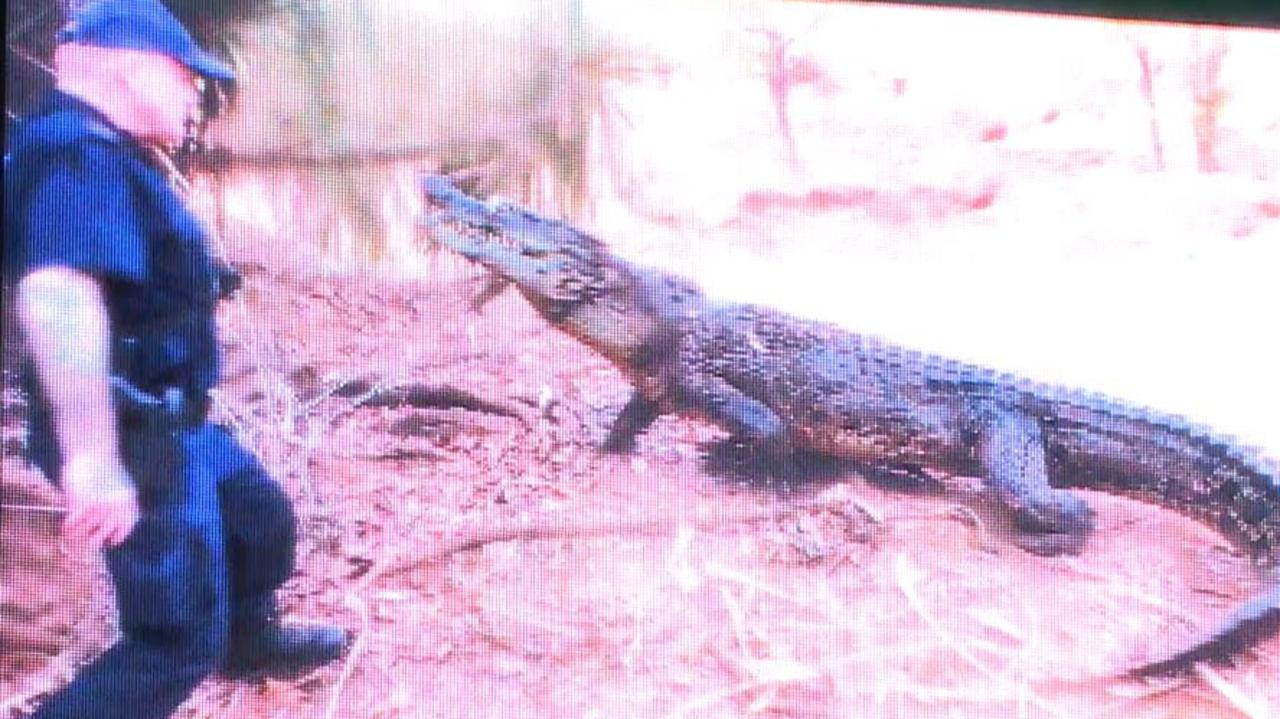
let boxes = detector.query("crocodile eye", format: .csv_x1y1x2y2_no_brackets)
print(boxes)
478,221,505,237
521,246,548,258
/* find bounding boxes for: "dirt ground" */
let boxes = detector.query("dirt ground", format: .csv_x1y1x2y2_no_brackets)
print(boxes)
4,250,1278,718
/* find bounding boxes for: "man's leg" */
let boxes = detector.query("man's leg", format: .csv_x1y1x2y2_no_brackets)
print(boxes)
197,425,348,677
32,431,229,719
213,434,296,628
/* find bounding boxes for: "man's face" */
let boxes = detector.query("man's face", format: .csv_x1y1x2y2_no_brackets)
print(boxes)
124,51,202,147
54,44,208,148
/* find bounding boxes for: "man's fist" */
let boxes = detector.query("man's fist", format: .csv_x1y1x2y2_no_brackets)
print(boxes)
61,454,140,549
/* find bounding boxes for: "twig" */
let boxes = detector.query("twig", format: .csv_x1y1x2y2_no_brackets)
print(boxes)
895,554,999,677
705,561,817,607
1195,663,1272,719
6,36,55,77
187,114,525,173
364,495,848,589
894,554,1073,719
1131,40,1165,172
0,503,66,515
194,142,451,172
323,594,371,719
665,677,790,719
354,382,527,421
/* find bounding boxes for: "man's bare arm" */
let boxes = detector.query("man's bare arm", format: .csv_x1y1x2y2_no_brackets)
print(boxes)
15,266,118,459
15,266,138,547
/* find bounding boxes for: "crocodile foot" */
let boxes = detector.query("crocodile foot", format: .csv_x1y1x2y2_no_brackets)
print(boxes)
1008,489,1096,556
601,429,641,454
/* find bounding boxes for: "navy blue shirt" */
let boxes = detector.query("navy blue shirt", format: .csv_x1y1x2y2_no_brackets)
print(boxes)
4,91,220,475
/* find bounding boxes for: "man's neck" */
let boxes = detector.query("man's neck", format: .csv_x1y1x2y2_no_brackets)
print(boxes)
55,77,131,126
46,89,119,132
46,89,189,190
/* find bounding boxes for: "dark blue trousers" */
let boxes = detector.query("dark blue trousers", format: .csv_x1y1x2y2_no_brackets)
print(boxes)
32,424,297,719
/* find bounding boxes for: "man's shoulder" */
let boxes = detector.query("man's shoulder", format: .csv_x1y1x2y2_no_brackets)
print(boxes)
6,111,144,223
4,101,152,285
8,101,131,179
15,110,118,154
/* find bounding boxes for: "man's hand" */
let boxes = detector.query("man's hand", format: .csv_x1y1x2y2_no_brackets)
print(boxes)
62,453,140,548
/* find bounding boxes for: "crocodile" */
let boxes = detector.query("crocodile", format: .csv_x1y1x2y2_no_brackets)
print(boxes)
419,174,1280,677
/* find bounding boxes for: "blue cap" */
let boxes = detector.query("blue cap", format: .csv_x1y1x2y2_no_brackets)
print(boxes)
57,0,235,83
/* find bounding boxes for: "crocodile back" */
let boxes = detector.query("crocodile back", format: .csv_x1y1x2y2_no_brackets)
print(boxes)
686,302,1280,567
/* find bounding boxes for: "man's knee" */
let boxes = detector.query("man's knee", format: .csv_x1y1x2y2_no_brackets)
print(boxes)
219,465,297,581
204,426,298,591
220,469,295,540
194,424,296,547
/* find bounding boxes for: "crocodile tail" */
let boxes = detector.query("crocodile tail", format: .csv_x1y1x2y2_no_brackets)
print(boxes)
1034,390,1280,674
1036,387,1280,565
1125,581,1280,677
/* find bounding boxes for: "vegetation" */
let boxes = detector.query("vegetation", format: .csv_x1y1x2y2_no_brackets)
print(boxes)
7,0,622,263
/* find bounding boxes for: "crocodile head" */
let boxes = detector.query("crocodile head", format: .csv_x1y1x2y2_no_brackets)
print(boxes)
421,174,704,364
421,175,613,316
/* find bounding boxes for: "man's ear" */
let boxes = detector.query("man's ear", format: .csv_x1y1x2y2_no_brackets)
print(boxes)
117,51,164,98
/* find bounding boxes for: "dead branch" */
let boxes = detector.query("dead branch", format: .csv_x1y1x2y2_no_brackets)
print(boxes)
0,503,66,515
190,142,452,172
366,494,869,587
349,381,527,421
323,594,371,719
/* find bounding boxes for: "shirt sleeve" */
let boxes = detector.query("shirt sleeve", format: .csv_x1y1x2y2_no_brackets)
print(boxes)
22,141,148,283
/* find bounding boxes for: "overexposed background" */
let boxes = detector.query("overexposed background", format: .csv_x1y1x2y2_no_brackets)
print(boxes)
209,0,1280,452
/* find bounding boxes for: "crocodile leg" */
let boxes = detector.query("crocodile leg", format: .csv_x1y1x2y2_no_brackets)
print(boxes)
978,409,1096,556
1129,580,1280,676
468,276,511,311
674,371,802,480
602,392,663,453
684,375,788,447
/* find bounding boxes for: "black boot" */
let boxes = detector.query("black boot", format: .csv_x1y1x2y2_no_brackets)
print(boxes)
221,619,350,680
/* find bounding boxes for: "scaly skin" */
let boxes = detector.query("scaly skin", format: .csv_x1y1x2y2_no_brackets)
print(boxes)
420,174,1279,677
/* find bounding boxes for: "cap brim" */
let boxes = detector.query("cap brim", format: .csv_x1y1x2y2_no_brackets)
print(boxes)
185,48,235,83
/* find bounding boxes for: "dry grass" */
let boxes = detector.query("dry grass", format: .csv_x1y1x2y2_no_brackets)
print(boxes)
199,0,656,265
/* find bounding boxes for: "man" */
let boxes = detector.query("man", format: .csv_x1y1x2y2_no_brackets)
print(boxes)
3,1,349,716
